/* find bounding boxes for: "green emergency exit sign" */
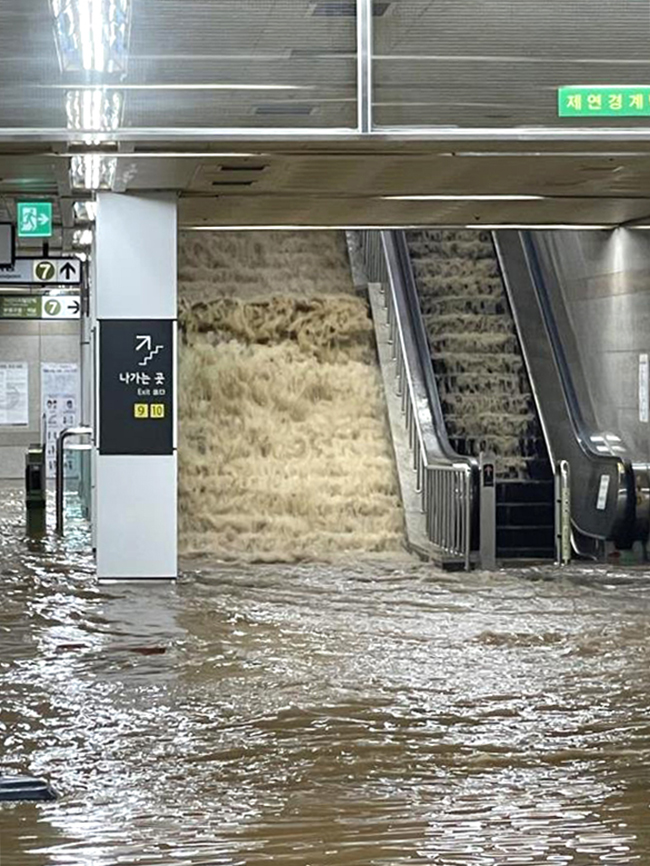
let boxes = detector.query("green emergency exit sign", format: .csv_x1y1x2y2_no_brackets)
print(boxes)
559,86,650,118
17,202,53,238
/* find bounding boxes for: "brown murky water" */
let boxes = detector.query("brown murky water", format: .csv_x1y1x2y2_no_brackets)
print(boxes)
2,488,650,865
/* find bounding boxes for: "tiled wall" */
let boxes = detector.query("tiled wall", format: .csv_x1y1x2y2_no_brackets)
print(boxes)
0,320,80,479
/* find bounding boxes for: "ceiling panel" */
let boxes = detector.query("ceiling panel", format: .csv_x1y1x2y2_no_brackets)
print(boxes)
373,0,650,128
178,192,650,228
0,0,357,132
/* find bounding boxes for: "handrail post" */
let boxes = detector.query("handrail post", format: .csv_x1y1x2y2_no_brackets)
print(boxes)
479,452,497,570
464,468,472,571
56,426,92,536
555,459,571,565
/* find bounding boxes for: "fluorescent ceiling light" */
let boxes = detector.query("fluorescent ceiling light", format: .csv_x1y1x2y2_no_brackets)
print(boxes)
70,154,117,190
47,83,311,91
464,223,609,230
66,89,124,143
50,0,131,74
181,224,611,232
73,201,97,222
53,151,268,158
382,194,545,201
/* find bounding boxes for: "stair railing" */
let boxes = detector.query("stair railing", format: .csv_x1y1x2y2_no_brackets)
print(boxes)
359,230,474,569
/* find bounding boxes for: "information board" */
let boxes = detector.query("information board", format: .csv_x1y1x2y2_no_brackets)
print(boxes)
99,319,174,456
41,363,80,477
0,362,28,426
0,295,81,320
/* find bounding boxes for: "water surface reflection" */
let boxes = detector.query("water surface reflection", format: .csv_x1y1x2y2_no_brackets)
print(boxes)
1,489,650,864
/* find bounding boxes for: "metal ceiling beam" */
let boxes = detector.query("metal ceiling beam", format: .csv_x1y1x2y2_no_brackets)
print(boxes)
1,127,650,144
357,0,373,134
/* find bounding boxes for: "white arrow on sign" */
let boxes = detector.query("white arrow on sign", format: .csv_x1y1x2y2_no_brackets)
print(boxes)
135,334,164,366
42,294,81,320
38,213,49,226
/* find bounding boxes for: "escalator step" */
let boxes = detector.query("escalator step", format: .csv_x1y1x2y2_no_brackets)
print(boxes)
497,548,556,561
497,503,554,527
496,481,555,504
497,527,556,549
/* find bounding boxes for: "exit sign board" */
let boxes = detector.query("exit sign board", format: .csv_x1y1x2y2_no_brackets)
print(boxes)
559,86,650,118
17,202,53,238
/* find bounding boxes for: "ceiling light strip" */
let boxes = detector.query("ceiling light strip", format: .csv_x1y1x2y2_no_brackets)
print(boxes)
181,224,612,232
381,194,546,201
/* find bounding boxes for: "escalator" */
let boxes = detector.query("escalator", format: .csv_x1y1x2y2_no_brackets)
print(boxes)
494,230,649,557
386,227,648,561
403,230,556,562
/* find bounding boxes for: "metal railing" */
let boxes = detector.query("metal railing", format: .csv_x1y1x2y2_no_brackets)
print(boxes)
359,230,474,568
56,426,92,536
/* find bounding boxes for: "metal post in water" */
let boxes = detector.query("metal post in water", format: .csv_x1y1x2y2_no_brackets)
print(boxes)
479,452,497,570
555,460,571,565
25,445,46,537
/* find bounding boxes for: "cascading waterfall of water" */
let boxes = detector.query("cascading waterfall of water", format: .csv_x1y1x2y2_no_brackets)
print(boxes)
178,231,405,561
407,229,547,480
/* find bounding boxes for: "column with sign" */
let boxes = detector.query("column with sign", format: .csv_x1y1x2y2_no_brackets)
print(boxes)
94,192,177,581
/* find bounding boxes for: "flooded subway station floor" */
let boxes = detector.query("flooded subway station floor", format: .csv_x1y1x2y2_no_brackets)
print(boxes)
1,489,650,863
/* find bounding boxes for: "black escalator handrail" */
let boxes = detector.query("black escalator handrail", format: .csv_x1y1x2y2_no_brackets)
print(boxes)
502,231,633,545
390,231,460,462
387,230,471,466
522,233,595,450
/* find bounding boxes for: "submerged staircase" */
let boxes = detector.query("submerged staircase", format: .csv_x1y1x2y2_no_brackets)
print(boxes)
406,229,555,562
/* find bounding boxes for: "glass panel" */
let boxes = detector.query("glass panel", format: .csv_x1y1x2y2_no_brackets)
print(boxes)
63,444,91,541
373,0,650,128
0,0,358,133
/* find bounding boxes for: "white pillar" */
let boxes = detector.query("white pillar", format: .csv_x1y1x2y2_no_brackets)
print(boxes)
94,193,177,579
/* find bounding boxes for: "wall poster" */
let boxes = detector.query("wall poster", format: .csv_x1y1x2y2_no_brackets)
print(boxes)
0,362,29,426
41,363,80,477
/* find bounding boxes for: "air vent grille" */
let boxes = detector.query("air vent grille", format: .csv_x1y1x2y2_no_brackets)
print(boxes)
255,104,315,116
310,1,391,16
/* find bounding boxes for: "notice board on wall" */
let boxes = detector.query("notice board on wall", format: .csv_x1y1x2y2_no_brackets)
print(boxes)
0,362,28,426
41,363,80,477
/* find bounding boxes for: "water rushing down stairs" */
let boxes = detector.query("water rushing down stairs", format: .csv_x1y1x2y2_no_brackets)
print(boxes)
405,229,555,561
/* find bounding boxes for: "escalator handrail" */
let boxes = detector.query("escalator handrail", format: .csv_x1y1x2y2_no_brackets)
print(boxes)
495,230,634,545
389,230,465,463
359,229,478,564
380,230,478,472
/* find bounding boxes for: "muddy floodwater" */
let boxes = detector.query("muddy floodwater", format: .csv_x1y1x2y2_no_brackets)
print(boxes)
2,488,650,864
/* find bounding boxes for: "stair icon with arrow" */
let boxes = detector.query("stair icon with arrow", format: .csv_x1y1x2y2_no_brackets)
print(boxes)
136,335,165,367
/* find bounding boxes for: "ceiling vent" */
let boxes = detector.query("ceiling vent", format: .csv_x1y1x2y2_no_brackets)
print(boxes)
211,180,257,187
217,164,268,173
310,1,391,16
290,48,354,58
254,104,315,116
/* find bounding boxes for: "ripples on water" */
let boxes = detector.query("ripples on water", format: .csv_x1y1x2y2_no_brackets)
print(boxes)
1,487,650,864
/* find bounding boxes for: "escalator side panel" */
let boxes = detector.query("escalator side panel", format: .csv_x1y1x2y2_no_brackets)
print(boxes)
493,230,634,548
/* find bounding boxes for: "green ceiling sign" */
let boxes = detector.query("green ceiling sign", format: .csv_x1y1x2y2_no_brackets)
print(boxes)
559,86,650,118
17,202,53,238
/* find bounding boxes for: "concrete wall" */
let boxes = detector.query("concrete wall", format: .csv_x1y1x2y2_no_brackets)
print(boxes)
0,320,80,478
